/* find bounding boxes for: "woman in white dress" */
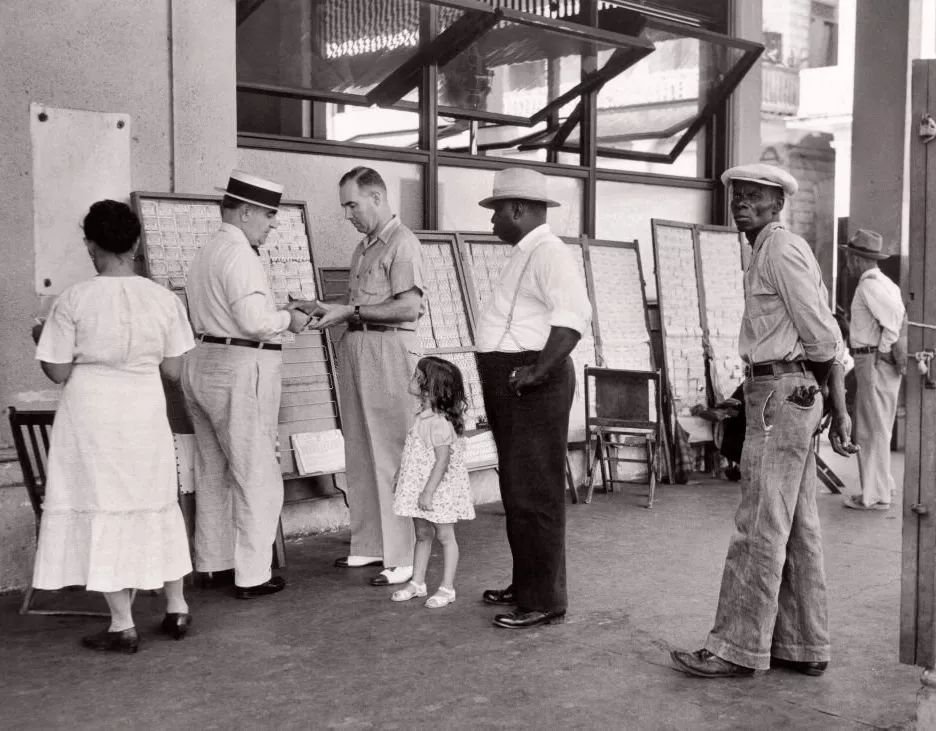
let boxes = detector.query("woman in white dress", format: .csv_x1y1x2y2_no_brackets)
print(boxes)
32,200,195,653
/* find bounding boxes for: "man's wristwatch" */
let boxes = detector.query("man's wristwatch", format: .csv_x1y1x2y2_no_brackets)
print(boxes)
351,305,362,325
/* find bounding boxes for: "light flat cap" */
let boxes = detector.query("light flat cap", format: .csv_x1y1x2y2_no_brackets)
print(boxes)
720,163,798,197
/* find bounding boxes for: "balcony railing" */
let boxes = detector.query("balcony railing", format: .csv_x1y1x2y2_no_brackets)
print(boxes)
761,62,799,116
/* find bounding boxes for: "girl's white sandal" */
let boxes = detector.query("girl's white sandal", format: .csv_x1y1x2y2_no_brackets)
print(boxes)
425,586,456,609
391,581,427,602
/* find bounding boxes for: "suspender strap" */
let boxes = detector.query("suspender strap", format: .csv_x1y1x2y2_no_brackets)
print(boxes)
495,244,543,352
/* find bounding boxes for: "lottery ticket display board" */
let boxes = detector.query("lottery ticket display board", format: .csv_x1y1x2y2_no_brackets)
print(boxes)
651,220,712,447
131,192,341,479
455,233,599,441
695,226,746,403
414,232,497,470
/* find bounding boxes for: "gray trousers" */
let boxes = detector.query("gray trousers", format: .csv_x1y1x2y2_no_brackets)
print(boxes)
853,352,901,505
182,343,284,587
337,330,418,566
705,371,829,670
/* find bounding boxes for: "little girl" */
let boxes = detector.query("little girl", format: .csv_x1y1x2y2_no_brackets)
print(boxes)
391,356,475,608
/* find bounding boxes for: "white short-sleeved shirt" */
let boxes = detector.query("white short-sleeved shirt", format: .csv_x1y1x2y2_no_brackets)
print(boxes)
476,223,592,352
185,222,290,341
36,276,195,373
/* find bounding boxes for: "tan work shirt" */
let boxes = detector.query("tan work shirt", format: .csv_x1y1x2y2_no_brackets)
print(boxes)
849,268,905,354
739,222,841,365
347,216,424,331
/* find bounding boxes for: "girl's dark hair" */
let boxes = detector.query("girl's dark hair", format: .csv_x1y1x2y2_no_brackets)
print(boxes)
82,200,141,254
415,356,468,435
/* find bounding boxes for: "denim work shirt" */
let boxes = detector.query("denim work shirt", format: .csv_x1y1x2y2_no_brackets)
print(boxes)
739,222,841,365
347,216,425,331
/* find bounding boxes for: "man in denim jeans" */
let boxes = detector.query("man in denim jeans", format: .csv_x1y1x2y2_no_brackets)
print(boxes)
670,163,858,679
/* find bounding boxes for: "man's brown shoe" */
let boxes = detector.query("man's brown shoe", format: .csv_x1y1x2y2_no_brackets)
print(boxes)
771,656,828,676
670,648,755,678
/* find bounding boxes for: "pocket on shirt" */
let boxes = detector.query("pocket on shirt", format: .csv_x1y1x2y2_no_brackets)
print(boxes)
359,265,391,299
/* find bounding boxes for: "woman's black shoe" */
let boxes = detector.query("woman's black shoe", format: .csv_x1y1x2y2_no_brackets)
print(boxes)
160,613,192,640
81,627,139,654
482,586,516,605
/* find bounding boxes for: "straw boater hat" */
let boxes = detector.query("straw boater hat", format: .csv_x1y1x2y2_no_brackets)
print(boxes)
720,163,799,196
478,167,560,209
839,229,889,260
216,170,285,210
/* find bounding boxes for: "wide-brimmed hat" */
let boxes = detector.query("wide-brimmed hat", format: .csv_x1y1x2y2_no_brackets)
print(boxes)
720,163,798,197
839,229,889,260
216,170,285,210
478,168,560,209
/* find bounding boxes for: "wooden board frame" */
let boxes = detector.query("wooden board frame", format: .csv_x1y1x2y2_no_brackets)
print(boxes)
130,191,343,481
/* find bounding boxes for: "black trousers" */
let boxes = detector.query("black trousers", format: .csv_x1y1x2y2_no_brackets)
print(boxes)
477,351,575,613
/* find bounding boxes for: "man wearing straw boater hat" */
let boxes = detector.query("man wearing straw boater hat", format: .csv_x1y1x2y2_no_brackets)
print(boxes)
839,229,906,511
671,163,857,679
182,170,310,599
474,167,591,629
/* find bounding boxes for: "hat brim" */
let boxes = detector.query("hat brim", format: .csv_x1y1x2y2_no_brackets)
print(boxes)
478,194,561,209
215,187,281,210
724,175,785,189
838,244,890,260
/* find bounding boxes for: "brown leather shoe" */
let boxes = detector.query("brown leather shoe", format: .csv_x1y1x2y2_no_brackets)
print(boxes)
670,648,754,678
771,656,828,676
235,576,286,599
81,627,139,654
482,586,516,605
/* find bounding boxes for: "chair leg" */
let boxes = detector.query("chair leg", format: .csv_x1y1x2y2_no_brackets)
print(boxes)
272,517,287,570
19,586,35,615
584,442,600,504
646,437,657,509
565,454,579,504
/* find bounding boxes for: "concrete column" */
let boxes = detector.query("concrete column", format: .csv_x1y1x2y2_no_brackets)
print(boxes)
170,0,238,193
849,0,910,257
728,0,763,168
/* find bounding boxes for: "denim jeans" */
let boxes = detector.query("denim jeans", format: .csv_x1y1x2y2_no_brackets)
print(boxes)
704,371,829,670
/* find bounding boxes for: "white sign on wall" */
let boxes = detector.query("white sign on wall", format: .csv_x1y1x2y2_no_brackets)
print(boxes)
31,103,131,295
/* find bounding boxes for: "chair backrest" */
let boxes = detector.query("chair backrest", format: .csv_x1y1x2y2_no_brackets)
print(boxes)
8,407,56,529
585,367,659,431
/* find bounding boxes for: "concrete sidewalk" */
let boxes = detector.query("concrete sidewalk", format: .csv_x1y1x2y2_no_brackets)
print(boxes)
1,444,918,730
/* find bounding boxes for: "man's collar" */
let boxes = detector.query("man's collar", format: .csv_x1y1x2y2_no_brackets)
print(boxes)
220,222,251,246
364,215,400,249
859,267,880,282
752,221,784,252
515,223,551,252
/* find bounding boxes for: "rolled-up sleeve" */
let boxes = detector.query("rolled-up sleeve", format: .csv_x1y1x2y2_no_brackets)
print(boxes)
225,247,290,340
862,278,904,352
767,237,839,362
536,242,592,335
388,232,424,298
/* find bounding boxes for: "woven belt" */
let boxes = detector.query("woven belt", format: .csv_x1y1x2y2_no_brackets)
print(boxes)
198,334,282,351
746,360,807,378
852,345,878,355
346,323,408,333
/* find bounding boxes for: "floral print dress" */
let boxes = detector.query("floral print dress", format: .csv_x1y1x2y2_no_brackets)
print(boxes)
392,410,475,524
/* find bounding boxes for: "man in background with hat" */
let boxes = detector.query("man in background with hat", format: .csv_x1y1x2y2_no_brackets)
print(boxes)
671,163,857,678
840,229,906,511
474,167,592,629
293,166,422,587
182,170,310,599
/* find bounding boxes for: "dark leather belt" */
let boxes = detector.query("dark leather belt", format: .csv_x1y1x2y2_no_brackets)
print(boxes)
346,323,409,333
852,345,878,355
198,334,282,351
746,360,807,378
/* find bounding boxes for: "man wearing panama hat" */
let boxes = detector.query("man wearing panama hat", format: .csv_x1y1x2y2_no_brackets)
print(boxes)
840,229,906,511
474,167,592,630
182,170,310,599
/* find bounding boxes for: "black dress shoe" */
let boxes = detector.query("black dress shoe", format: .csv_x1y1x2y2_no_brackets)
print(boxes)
81,627,139,654
482,586,516,605
160,613,192,640
197,569,235,588
670,648,755,678
492,608,566,629
235,576,286,599
771,656,828,676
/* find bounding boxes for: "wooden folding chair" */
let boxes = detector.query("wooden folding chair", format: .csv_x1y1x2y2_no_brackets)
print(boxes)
8,407,108,616
583,367,663,507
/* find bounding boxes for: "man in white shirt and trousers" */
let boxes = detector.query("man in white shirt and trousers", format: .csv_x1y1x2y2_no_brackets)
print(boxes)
474,168,592,629
183,171,310,598
840,229,906,511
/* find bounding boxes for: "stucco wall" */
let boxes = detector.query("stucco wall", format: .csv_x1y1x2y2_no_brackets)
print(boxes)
0,1,174,446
